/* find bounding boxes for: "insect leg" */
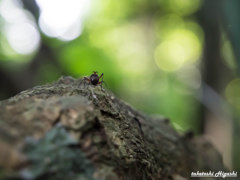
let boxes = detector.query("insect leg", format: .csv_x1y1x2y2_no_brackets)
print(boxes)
84,77,91,88
79,77,90,88
79,79,84,88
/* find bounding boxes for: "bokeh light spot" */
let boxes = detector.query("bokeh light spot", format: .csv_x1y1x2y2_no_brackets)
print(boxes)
0,0,40,56
221,35,237,70
155,41,185,72
5,23,40,55
225,78,240,110
36,0,91,41
90,23,149,75
154,29,201,72
169,0,202,15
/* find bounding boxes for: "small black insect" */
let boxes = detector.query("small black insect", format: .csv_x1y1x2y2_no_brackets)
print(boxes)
79,71,104,88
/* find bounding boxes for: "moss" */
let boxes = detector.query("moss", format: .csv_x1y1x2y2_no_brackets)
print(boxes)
21,125,95,180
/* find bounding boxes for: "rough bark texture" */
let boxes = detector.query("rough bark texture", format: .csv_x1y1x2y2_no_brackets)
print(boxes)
0,76,225,180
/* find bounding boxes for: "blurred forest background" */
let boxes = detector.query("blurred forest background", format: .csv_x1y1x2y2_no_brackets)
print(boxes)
0,0,239,171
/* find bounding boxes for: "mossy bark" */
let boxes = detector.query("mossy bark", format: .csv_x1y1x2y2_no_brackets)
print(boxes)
0,76,225,180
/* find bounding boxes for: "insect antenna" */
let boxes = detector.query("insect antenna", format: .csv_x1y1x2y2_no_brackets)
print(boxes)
101,75,108,88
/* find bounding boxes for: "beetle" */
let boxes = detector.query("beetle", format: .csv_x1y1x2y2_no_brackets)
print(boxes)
79,71,104,88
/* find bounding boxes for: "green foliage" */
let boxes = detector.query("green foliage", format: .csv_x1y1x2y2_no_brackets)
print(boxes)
0,0,238,134
22,125,95,180
0,0,207,132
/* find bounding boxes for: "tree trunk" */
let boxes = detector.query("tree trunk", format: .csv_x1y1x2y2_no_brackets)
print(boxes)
0,76,225,180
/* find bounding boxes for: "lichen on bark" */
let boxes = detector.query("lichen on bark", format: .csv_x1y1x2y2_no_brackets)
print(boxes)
0,76,225,180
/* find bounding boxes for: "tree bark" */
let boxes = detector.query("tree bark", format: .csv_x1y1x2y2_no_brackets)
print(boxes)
0,76,225,180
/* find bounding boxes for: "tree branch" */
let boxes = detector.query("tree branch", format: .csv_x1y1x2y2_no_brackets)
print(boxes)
0,76,225,180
